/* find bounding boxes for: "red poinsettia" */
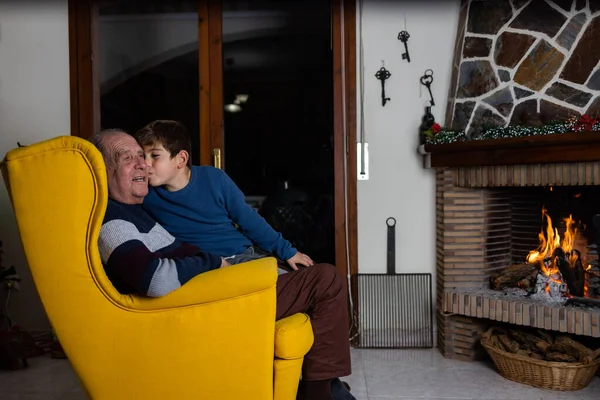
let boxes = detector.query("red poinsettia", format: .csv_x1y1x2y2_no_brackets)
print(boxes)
577,114,598,131
432,123,441,134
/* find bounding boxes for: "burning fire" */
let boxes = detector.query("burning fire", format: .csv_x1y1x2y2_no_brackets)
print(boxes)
525,208,584,296
526,208,578,276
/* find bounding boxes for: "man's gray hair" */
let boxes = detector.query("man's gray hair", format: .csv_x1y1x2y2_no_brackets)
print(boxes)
89,128,127,168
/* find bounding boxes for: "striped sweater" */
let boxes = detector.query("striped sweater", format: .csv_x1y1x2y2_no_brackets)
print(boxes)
98,199,223,297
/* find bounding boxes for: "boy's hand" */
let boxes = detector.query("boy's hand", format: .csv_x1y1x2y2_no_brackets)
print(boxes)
286,252,314,270
220,258,231,268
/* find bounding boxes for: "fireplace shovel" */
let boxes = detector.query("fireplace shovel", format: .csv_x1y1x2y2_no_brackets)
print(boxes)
354,217,433,348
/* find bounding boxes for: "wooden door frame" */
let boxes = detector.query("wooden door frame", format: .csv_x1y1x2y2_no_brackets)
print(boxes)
199,0,223,166
332,0,358,334
68,0,220,167
68,0,100,139
68,0,358,335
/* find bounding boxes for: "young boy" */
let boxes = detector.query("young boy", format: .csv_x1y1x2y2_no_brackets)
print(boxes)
133,120,314,272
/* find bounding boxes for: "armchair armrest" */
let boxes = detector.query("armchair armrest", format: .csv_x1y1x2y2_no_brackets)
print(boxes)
275,313,314,359
128,257,279,311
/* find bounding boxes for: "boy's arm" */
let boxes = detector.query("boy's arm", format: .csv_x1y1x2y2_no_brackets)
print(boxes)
99,225,224,297
219,170,298,261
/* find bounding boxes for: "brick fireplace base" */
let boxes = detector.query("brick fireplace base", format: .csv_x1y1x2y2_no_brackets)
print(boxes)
437,313,488,361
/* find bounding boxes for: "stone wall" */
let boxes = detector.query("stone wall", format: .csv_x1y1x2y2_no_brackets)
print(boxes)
446,0,600,136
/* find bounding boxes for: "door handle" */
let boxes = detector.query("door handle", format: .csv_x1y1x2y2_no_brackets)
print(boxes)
212,148,222,169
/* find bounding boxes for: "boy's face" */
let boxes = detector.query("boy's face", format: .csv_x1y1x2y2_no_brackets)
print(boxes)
143,143,181,187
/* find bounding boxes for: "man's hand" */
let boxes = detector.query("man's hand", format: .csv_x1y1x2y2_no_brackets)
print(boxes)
286,251,315,271
220,258,231,268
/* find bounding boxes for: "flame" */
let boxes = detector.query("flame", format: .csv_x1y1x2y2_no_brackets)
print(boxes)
526,208,578,280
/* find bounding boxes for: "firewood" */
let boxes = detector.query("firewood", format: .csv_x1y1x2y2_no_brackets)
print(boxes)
520,269,539,289
484,325,598,365
490,263,538,290
497,340,508,352
516,349,531,357
488,334,500,349
498,334,520,354
536,329,554,345
582,348,600,365
529,352,544,360
534,339,551,353
550,336,593,362
509,329,547,352
545,352,577,363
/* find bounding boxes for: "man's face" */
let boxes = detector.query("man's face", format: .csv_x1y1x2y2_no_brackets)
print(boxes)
104,133,148,204
143,143,182,187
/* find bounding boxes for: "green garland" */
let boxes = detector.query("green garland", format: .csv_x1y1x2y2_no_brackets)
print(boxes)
425,120,600,145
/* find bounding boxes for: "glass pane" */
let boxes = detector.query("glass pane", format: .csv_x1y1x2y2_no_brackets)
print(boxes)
97,0,201,163
221,0,335,263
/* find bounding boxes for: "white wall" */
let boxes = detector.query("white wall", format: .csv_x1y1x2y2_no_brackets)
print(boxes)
0,0,71,330
356,0,460,292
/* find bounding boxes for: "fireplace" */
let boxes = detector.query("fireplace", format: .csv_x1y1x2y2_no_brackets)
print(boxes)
423,133,600,361
487,186,600,301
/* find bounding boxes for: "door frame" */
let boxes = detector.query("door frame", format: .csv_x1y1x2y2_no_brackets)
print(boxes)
68,0,358,334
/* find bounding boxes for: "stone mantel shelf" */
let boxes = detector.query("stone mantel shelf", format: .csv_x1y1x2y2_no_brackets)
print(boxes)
419,131,600,168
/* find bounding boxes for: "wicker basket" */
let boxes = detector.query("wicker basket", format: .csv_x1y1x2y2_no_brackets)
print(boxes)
481,333,600,391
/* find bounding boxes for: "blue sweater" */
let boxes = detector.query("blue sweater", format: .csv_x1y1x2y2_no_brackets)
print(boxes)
142,166,297,261
98,199,223,297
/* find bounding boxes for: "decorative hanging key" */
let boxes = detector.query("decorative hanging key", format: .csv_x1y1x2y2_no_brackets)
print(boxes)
420,69,435,106
397,31,411,63
375,66,391,107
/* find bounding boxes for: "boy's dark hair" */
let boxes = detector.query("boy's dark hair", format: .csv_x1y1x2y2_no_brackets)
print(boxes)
134,120,192,164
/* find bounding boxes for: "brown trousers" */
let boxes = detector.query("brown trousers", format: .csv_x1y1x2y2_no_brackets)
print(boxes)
275,263,352,381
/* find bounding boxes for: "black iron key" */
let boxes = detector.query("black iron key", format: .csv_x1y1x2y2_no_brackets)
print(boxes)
375,66,391,107
397,31,411,63
420,70,435,106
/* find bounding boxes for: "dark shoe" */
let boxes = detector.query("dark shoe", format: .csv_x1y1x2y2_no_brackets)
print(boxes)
331,378,356,400
49,341,67,359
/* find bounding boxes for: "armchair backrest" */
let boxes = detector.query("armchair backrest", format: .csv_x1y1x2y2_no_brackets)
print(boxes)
1,136,135,374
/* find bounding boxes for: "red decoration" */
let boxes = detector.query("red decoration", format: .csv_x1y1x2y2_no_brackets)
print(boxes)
576,114,599,131
432,123,441,134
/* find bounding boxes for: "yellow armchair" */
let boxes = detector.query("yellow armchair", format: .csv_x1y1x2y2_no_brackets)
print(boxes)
1,136,313,400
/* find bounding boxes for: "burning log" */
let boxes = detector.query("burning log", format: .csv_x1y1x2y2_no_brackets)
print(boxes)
490,263,538,290
572,251,586,296
519,209,591,299
482,326,600,364
553,248,586,297
553,248,571,286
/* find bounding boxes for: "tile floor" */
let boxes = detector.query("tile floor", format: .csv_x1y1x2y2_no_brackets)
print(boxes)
0,348,598,399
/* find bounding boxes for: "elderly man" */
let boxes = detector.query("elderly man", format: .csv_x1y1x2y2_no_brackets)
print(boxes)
90,129,353,400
